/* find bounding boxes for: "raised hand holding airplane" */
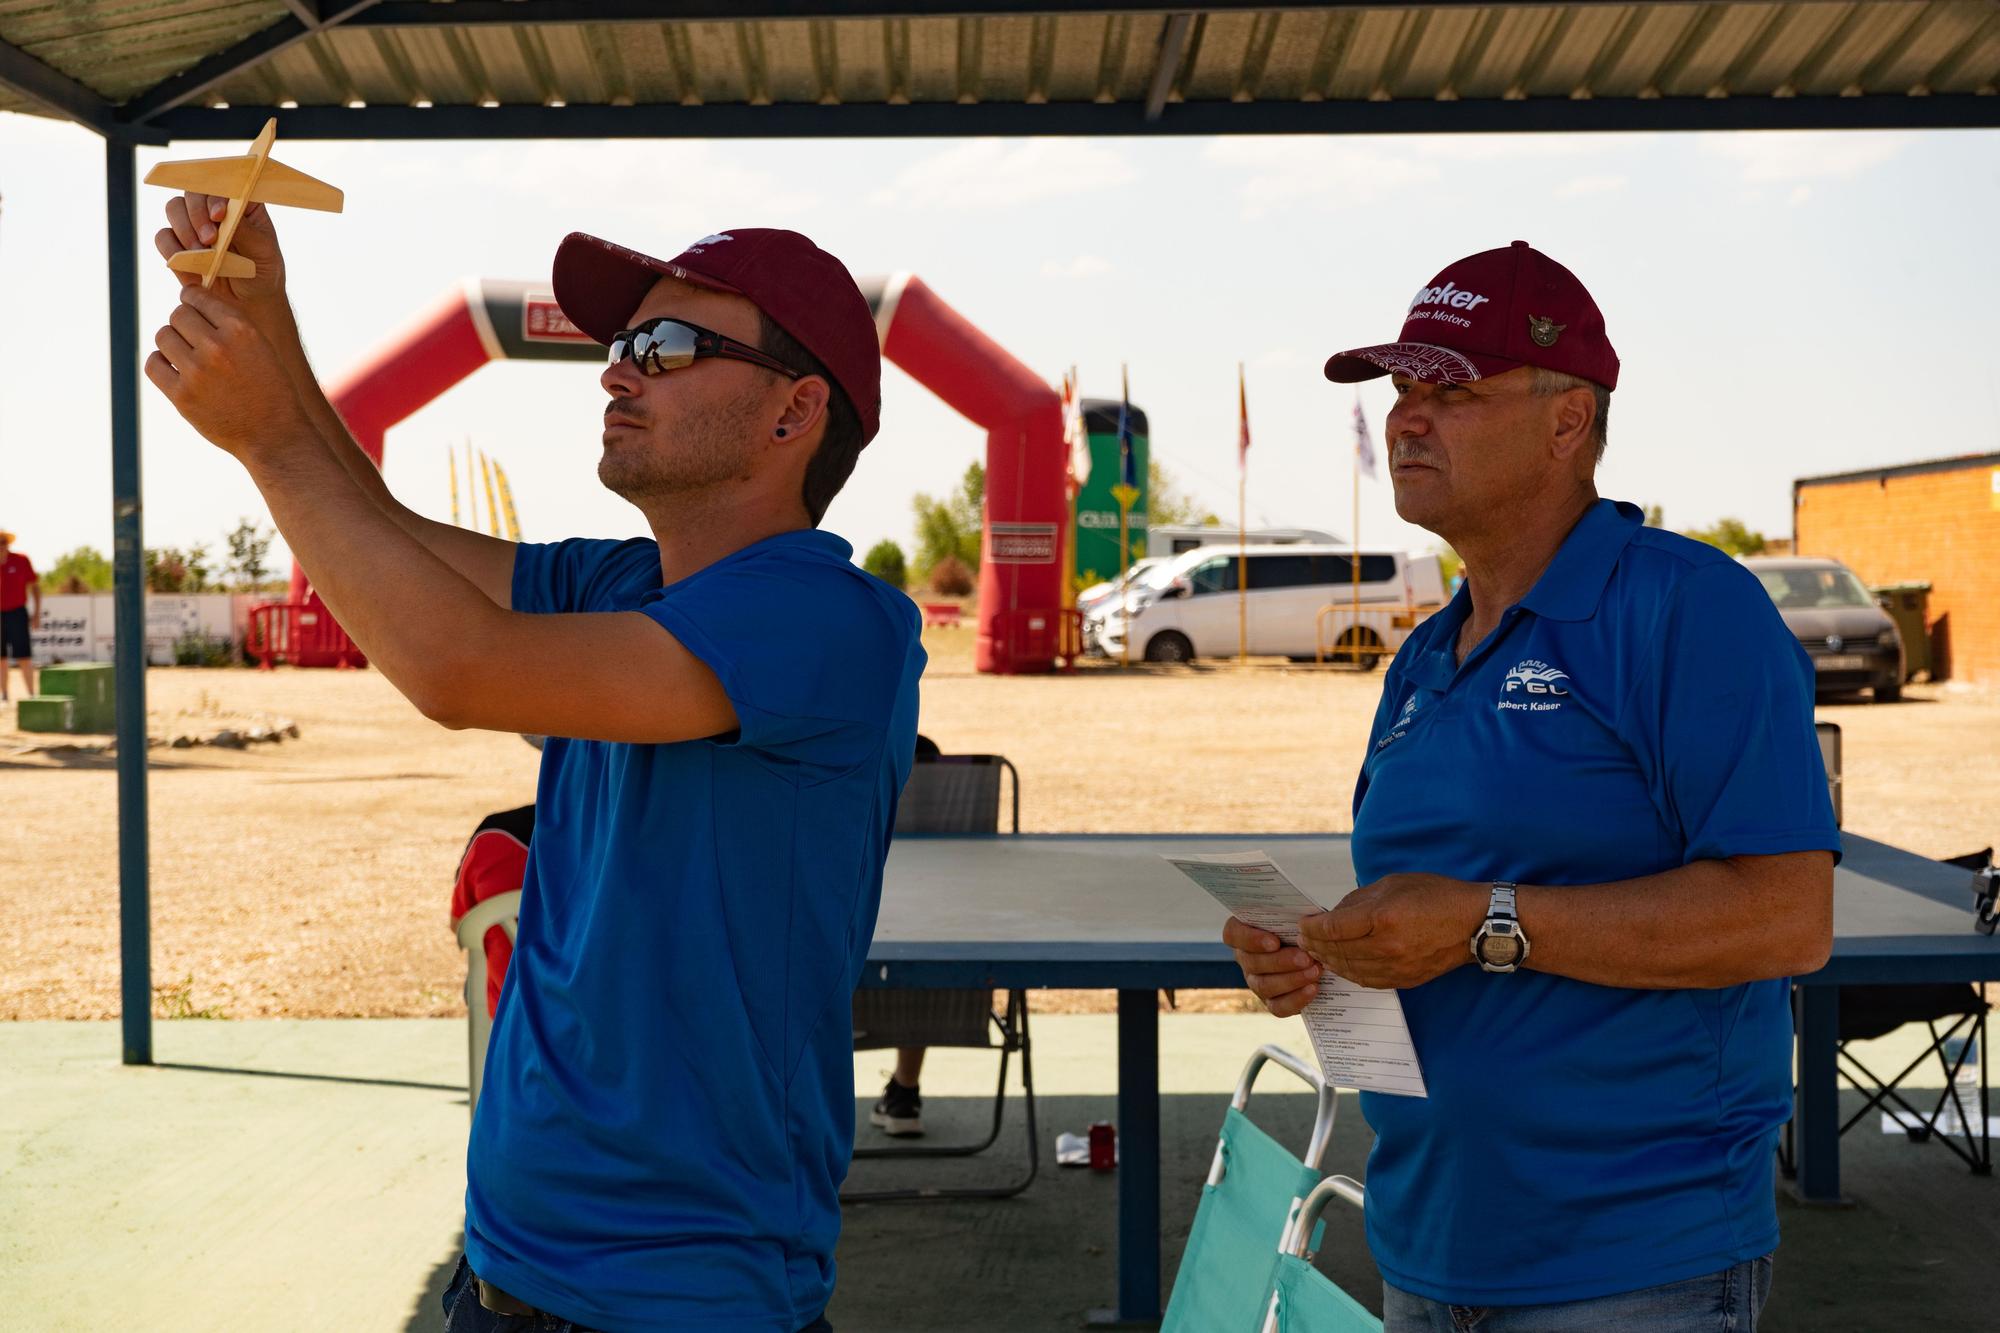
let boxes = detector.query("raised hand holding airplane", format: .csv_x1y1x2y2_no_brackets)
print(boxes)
143,117,342,288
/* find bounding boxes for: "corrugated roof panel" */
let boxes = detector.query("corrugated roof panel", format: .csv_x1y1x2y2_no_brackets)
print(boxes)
614,26,694,109
901,16,962,105
9,1,275,102
1388,7,1483,101
2,5,1995,129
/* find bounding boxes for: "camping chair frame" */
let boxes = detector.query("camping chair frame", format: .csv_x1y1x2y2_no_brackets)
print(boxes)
1779,995,1991,1178
1261,1173,1376,1333
1779,848,1995,1179
843,989,1038,1202
845,752,1036,1203
1161,1045,1343,1333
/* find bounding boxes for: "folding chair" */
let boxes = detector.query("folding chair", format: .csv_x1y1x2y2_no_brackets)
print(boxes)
845,753,1036,1202
1781,847,1994,1178
1161,1046,1342,1333
1263,1174,1380,1332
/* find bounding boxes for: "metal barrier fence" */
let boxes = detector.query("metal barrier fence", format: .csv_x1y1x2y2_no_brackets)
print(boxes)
244,602,366,670
1314,604,1440,669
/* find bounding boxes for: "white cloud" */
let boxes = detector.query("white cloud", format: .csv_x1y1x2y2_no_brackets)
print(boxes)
1701,131,1911,183
1788,184,1813,208
1202,138,1440,220
1556,173,1629,198
866,139,1138,211
1040,254,1110,279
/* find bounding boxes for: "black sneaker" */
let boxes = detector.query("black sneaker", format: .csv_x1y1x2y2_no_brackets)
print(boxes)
869,1077,924,1137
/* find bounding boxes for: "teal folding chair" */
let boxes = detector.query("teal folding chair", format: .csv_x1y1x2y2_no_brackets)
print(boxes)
1161,1045,1338,1333
1263,1174,1379,1332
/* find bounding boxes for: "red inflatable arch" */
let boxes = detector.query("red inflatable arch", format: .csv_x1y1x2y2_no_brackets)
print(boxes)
282,276,1069,674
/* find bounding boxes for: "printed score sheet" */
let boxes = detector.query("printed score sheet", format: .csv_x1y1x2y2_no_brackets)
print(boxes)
1165,850,1428,1098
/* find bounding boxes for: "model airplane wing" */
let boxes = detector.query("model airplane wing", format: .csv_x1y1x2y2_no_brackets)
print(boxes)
144,118,344,288
144,155,343,212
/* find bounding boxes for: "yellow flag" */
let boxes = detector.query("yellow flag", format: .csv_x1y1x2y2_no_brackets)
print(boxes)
492,459,523,542
478,450,503,538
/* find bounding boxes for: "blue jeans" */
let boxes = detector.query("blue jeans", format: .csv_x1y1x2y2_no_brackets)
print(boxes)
1383,1256,1772,1333
441,1255,834,1333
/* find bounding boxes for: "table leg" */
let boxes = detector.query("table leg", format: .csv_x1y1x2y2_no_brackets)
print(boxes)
1792,984,1846,1205
1115,988,1161,1323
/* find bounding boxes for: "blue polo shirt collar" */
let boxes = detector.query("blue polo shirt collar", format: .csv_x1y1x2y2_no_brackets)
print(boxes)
1404,499,1643,693
1518,498,1646,623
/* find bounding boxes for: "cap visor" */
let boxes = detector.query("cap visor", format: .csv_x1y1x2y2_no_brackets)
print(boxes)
1323,343,1520,385
552,233,740,345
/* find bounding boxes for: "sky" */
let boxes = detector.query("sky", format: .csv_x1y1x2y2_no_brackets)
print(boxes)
1,112,1996,579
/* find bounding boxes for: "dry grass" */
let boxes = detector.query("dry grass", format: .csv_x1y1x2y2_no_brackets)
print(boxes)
2,627,1993,1020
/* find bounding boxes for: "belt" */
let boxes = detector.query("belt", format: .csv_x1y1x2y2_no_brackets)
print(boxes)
477,1277,543,1318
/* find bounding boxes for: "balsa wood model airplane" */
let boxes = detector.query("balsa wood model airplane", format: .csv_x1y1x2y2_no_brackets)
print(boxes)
143,117,343,288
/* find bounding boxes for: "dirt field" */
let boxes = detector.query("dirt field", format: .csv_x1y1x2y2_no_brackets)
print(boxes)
2,627,1994,1020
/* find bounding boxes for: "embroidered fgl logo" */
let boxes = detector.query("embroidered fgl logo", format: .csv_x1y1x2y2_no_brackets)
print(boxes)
1499,660,1570,713
686,232,735,252
1375,694,1423,751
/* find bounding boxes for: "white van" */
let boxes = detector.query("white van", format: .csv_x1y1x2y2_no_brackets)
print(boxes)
1091,545,1446,667
1146,525,1336,560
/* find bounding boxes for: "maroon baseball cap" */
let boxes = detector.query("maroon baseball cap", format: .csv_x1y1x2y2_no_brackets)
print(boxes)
1324,240,1618,391
553,228,882,443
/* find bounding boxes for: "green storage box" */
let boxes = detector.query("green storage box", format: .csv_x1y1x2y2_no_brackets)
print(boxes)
38,662,116,732
17,696,75,733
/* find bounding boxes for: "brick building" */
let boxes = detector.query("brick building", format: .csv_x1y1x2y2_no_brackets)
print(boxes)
1793,453,2000,686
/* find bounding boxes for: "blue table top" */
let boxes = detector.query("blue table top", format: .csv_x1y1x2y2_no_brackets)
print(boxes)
861,831,1999,989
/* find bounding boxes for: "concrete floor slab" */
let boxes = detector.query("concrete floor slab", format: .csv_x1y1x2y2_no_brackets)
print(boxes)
1,1015,1990,1332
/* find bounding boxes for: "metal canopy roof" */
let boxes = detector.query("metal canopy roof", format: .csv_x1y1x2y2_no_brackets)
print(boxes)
1,2,1994,143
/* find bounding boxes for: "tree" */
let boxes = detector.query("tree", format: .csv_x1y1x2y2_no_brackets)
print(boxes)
862,539,908,590
223,518,276,591
1147,459,1220,527
1643,504,1665,528
1682,517,1767,557
47,546,114,593
927,554,975,597
911,461,985,574
144,545,212,593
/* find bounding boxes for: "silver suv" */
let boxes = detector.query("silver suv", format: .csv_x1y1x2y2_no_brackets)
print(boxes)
1741,557,1904,703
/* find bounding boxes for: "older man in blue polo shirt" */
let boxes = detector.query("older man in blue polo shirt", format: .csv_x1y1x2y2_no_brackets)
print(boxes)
1226,242,1838,1332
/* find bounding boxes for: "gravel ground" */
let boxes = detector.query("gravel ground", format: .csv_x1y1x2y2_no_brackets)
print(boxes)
2,625,1993,1020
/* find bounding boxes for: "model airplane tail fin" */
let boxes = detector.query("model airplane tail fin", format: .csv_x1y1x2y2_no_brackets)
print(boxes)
167,248,255,279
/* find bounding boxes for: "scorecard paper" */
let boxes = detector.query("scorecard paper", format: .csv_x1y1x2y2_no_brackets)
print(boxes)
1165,850,1428,1098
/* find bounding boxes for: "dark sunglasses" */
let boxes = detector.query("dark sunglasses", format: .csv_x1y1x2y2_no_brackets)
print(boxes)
607,317,802,380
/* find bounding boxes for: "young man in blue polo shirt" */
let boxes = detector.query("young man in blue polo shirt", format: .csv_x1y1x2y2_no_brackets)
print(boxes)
1227,242,1837,1331
149,196,922,1331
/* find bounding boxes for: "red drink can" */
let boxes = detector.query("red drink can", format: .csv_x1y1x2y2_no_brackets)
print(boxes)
1088,1121,1116,1172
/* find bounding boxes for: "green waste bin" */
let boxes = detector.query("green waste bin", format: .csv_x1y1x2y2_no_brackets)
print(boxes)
1870,582,1930,681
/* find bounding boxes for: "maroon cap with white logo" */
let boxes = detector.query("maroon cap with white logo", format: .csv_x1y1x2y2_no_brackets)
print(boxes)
553,228,883,443
1323,240,1619,391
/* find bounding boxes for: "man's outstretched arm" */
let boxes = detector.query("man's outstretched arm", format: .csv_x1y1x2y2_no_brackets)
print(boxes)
157,191,517,608
147,285,735,744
